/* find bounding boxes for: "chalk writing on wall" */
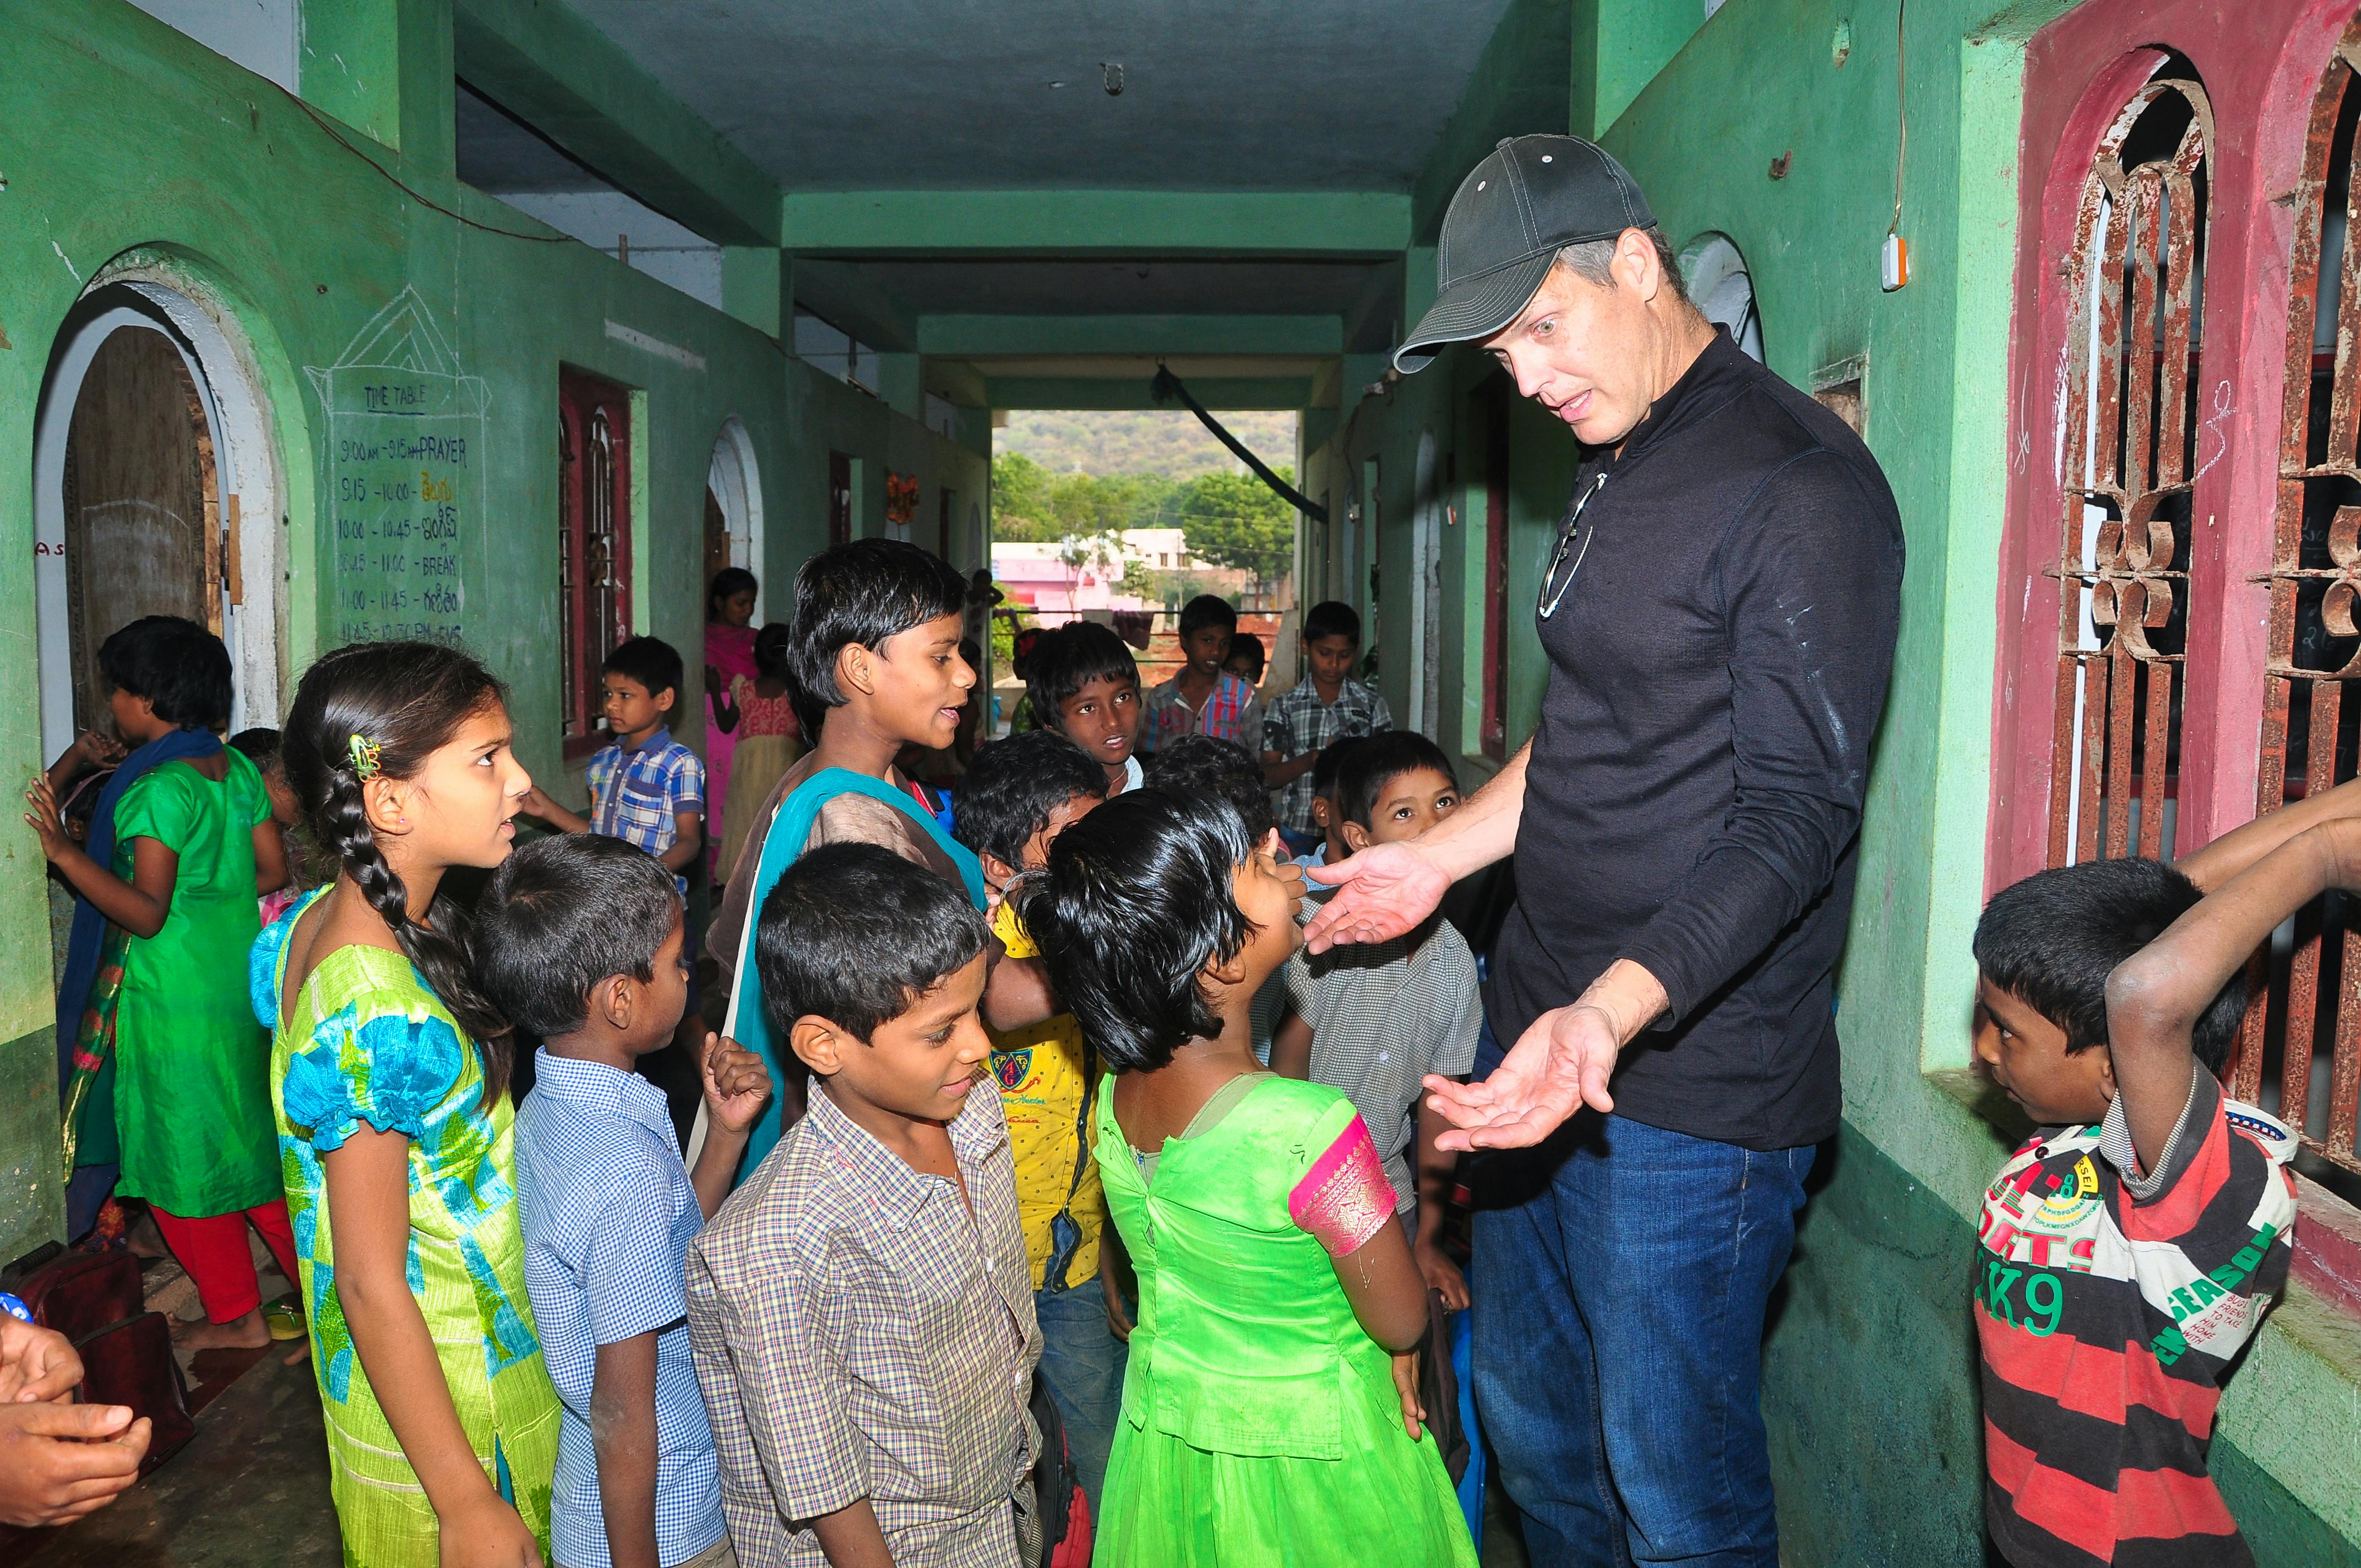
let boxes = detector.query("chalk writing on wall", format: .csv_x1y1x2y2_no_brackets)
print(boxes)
306,288,487,646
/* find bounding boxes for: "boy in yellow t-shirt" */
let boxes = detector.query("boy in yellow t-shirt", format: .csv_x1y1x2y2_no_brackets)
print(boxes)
951,729,1120,1510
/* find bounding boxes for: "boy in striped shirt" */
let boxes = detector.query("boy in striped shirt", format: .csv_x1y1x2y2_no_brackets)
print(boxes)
1963,784,2361,1565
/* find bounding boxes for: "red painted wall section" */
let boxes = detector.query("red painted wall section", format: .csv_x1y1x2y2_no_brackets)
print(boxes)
1987,0,2361,895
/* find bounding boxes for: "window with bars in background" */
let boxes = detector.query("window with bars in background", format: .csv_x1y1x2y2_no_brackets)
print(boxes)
2044,77,2209,872
559,368,632,758
2233,31,2361,1186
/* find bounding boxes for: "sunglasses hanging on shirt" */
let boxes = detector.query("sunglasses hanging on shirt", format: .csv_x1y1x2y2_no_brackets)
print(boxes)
1538,473,1609,619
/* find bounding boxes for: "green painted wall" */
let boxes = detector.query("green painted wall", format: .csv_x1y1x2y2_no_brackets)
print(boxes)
0,0,976,1265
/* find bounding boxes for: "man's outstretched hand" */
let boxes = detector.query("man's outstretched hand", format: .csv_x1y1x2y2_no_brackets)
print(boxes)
1303,841,1452,952
1422,960,1669,1150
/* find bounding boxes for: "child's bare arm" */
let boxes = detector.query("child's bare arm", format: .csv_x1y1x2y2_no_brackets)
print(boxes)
808,1498,897,1567
981,953,1058,1033
2108,816,2361,1173
1271,1014,1313,1080
325,1128,541,1567
518,785,589,834
253,821,290,897
2175,775,2361,892
660,810,704,873
1412,1094,1468,1311
25,777,176,937
1331,1219,1429,1354
591,1332,661,1568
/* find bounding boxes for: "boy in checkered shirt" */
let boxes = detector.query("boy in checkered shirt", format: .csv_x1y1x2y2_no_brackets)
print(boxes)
524,636,708,900
1272,731,1479,1311
485,835,771,1568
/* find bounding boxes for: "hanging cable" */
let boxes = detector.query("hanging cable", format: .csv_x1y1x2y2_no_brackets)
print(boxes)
1889,0,1908,238
1150,366,1328,522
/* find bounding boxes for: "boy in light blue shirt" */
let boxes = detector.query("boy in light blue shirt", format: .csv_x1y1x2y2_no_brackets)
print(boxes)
481,835,770,1568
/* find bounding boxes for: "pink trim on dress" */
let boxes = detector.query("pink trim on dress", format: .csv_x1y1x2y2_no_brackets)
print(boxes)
1288,1114,1395,1256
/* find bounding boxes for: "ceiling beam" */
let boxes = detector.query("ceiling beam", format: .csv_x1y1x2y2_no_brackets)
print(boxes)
919,315,1343,358
454,0,781,246
784,191,1411,256
984,376,1315,412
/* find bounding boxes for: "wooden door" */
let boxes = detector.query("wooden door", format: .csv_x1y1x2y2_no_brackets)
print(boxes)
704,486,732,600
828,451,853,547
558,369,632,753
63,327,218,734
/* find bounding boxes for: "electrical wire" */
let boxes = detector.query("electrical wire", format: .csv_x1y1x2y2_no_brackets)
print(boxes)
275,82,575,244
1890,0,1908,237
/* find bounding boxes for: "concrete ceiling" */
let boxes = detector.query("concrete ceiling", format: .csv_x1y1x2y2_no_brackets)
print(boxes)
455,80,611,193
563,0,1518,193
801,257,1389,318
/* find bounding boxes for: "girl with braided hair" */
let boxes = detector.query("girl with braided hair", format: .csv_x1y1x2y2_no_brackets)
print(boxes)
251,641,559,1568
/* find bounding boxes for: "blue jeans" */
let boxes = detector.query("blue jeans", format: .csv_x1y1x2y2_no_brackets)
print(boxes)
1034,1281,1126,1515
1470,1111,1813,1568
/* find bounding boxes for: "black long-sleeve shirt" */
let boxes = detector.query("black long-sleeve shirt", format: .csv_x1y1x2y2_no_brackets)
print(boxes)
1486,333,1903,1151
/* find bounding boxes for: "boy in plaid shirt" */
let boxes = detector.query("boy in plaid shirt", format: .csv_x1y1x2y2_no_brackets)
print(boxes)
524,636,708,897
1261,600,1391,855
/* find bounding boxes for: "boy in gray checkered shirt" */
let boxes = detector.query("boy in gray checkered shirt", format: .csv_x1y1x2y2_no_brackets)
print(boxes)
1272,732,1480,1309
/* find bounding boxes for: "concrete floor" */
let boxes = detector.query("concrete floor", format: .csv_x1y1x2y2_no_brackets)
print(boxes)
11,1315,1532,1568
24,1349,339,1568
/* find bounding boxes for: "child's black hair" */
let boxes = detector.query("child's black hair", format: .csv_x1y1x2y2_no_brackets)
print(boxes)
1025,622,1141,729
753,623,793,682
1226,633,1266,682
785,540,966,727
282,641,516,1097
1973,857,2248,1071
1144,734,1274,842
708,567,758,617
1017,788,1254,1072
1336,731,1459,829
951,731,1108,872
1311,734,1371,801
604,635,685,704
1302,600,1363,646
228,727,283,770
472,835,681,1039
97,615,232,731
1178,594,1238,640
755,842,989,1042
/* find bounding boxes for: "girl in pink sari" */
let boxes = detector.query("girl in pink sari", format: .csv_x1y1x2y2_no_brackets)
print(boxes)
703,568,759,878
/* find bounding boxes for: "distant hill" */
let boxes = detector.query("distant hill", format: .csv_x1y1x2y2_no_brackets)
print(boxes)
999,409,1299,480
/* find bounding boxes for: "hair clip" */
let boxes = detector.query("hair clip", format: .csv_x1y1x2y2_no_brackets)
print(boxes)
348,733,383,782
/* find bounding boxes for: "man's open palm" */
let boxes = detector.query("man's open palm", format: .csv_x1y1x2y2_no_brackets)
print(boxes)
1424,1003,1621,1149
1303,841,1452,952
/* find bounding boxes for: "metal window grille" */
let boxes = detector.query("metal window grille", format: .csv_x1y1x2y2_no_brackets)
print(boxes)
2046,80,2211,869
2234,32,2361,1177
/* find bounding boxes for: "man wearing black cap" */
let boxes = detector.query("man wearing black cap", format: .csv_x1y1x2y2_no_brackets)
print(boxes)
1306,135,1902,1565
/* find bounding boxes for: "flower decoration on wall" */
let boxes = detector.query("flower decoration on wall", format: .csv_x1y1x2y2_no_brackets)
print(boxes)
885,472,921,529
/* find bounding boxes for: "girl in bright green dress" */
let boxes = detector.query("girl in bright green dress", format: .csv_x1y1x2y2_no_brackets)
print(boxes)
254,641,558,1568
29,616,295,1348
1019,789,1478,1567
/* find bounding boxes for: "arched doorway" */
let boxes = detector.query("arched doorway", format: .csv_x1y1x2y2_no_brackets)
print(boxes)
1410,429,1443,736
1681,233,1766,362
704,416,765,616
33,275,285,760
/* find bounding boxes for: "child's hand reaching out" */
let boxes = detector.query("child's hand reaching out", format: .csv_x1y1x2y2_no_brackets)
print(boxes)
700,1034,772,1138
23,775,72,864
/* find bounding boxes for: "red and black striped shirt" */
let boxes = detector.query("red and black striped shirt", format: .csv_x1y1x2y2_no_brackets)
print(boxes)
1977,1068,2297,1566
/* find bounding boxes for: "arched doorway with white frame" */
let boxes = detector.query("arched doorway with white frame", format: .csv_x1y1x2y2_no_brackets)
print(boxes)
704,415,766,617
1680,232,1766,363
32,262,291,765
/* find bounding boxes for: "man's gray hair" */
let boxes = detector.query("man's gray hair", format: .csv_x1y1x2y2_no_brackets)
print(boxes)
1555,225,1691,303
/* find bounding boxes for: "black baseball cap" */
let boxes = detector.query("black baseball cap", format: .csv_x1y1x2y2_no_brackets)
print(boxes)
1394,134,1656,374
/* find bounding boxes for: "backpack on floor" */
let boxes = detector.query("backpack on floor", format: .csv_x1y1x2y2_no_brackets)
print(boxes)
14,1248,196,1473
